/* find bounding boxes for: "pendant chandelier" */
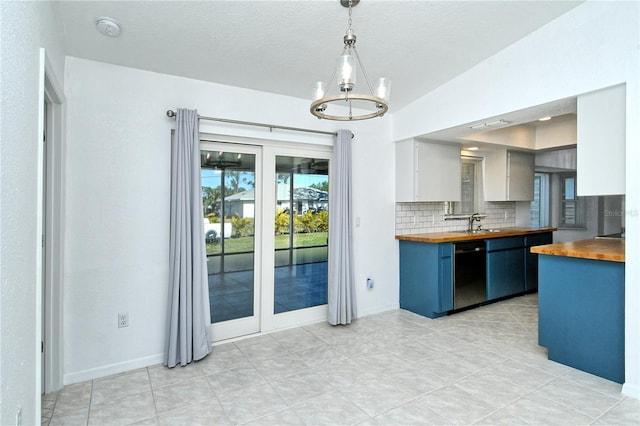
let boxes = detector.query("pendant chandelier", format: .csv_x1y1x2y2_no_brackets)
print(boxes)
310,0,391,121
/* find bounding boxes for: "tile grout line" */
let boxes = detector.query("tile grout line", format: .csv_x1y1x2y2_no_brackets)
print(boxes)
84,379,94,426
146,366,161,423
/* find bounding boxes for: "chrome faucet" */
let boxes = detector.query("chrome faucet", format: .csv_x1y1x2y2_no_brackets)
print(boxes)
468,213,482,232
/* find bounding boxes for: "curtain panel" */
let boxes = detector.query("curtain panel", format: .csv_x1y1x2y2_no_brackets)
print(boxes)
165,108,212,367
327,129,357,325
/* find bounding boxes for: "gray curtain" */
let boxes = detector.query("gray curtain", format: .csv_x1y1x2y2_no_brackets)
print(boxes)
328,129,357,325
165,108,212,368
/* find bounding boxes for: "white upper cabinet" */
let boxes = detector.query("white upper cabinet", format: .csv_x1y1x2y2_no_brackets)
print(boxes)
484,149,534,201
577,84,625,196
396,139,461,202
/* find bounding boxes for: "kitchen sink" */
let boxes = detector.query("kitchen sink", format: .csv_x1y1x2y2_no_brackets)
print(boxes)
454,229,502,234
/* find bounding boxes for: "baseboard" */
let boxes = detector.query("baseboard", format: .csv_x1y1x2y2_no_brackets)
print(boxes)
622,382,640,400
63,353,164,385
357,303,400,319
62,304,401,385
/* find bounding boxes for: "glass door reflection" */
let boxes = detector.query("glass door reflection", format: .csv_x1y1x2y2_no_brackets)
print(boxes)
201,149,257,324
274,156,328,314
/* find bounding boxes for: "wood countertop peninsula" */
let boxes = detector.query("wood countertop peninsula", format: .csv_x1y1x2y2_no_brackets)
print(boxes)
395,227,557,243
530,238,625,262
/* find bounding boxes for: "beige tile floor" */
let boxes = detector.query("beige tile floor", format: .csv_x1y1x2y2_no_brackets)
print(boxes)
42,294,640,425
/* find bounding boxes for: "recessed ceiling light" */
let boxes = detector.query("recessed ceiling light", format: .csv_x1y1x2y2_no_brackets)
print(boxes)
467,147,479,151
538,116,552,121
96,17,121,37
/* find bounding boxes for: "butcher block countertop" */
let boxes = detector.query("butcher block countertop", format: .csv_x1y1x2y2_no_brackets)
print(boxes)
395,227,557,243
531,238,625,262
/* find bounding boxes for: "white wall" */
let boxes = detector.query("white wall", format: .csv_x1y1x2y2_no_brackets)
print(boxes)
63,57,397,383
577,84,626,196
0,2,66,424
393,1,640,398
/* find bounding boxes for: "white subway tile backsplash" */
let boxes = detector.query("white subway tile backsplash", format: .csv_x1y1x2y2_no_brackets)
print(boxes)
394,201,517,234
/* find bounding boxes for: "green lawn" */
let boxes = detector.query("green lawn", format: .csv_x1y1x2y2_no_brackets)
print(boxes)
206,232,328,255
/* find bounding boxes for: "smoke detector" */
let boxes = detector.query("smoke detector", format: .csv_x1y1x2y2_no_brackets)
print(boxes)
96,17,121,37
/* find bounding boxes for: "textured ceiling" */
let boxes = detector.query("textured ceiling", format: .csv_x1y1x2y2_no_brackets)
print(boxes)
53,0,583,112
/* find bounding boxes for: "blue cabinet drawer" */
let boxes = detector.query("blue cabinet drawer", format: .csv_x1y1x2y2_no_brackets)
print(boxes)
524,232,553,247
486,236,524,251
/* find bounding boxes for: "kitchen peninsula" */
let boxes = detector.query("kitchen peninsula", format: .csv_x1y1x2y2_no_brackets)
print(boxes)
532,238,625,383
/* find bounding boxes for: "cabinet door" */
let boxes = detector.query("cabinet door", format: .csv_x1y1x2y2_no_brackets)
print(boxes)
484,150,508,201
399,241,444,318
484,150,534,201
487,248,525,300
415,142,461,202
395,139,417,202
507,151,534,201
395,139,461,202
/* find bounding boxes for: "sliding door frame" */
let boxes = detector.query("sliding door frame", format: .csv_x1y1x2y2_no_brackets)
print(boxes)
200,133,332,339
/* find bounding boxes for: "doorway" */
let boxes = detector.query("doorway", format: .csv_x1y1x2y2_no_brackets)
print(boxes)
40,50,65,394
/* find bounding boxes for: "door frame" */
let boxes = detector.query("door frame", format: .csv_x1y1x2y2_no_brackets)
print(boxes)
38,49,65,395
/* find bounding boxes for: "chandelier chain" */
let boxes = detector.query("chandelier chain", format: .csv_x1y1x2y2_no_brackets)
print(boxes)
347,0,353,31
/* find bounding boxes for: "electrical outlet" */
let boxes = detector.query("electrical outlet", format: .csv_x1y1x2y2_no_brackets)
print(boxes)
366,277,374,289
118,312,129,328
16,406,22,426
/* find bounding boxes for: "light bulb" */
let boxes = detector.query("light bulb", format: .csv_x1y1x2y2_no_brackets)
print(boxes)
337,54,356,92
312,82,326,101
376,77,391,101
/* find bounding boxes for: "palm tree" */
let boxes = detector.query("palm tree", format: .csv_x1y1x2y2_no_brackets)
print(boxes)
202,186,221,216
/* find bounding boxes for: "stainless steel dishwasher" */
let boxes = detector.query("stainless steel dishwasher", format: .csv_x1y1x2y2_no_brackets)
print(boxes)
453,240,487,309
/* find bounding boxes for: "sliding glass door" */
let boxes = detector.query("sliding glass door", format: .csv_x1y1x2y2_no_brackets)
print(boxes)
200,139,331,341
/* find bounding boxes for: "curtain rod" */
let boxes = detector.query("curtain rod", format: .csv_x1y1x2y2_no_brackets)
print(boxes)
166,110,353,138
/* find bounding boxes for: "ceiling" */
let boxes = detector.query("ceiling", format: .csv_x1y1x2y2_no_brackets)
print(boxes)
52,0,583,112
423,96,578,147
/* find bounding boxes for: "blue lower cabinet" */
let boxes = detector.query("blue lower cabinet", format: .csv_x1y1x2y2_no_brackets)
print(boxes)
400,233,552,318
399,241,452,318
538,255,624,383
486,236,525,300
